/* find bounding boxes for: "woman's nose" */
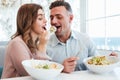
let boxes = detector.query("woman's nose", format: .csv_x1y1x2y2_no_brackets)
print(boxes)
44,18,47,23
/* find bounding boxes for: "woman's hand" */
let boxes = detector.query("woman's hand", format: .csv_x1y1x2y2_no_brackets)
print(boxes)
38,30,48,45
37,29,48,53
34,52,52,60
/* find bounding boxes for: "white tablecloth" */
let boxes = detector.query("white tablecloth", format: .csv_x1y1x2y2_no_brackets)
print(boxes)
1,70,118,80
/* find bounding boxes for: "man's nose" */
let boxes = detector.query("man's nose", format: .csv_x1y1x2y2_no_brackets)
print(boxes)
51,17,58,24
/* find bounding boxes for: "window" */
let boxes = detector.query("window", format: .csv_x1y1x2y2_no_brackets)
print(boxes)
87,0,120,51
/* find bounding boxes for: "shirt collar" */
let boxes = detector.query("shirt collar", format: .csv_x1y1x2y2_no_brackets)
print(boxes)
71,30,78,39
50,30,78,47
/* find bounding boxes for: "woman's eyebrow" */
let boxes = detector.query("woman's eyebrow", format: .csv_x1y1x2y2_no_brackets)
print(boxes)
37,13,45,16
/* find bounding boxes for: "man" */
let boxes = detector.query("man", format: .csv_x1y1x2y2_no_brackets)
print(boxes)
47,1,98,73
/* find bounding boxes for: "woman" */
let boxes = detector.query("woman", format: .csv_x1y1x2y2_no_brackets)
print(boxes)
2,3,50,78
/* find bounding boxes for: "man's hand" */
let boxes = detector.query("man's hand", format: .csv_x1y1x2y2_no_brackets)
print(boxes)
62,57,79,73
109,52,118,57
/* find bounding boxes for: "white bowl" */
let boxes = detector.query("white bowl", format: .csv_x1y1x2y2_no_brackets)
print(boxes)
83,56,120,74
114,67,120,80
22,59,64,80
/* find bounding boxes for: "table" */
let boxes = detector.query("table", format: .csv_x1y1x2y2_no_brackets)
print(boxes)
0,70,118,80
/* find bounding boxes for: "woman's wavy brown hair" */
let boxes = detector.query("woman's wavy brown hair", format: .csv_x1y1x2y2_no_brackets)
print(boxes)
11,3,43,53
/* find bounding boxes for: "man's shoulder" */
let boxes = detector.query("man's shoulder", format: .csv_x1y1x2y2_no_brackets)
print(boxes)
72,30,90,40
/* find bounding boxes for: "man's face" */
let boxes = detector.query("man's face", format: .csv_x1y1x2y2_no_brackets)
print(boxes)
50,6,73,36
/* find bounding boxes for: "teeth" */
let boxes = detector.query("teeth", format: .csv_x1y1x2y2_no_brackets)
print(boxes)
50,26,56,33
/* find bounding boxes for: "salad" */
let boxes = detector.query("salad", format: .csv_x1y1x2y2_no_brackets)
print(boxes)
49,26,56,33
87,56,112,65
33,63,57,69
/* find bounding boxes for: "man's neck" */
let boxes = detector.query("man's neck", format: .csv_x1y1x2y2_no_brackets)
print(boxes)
57,31,71,43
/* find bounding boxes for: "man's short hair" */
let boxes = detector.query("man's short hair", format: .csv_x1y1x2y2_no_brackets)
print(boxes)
49,0,72,13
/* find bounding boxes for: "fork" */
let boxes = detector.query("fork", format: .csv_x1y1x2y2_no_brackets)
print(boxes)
75,51,80,57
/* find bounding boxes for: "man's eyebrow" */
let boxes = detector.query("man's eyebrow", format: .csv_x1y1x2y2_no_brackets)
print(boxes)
50,14,61,17
50,15,52,18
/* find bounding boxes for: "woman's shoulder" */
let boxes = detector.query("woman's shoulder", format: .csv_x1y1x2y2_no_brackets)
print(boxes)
8,36,24,46
5,36,25,55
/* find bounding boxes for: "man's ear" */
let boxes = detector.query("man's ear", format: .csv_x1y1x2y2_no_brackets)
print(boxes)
69,14,73,23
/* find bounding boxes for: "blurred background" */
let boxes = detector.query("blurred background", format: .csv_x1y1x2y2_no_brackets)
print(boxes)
0,0,120,51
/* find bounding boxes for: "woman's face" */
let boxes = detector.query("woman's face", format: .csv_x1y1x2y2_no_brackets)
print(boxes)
32,9,47,35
